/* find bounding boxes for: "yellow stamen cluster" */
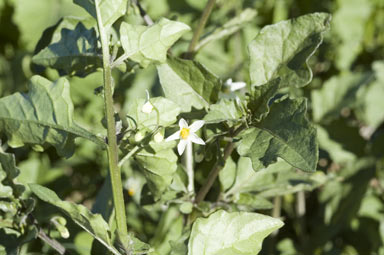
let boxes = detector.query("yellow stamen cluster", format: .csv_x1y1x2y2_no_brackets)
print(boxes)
180,128,190,140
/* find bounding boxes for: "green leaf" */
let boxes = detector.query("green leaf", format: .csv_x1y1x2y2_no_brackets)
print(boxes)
120,18,190,67
219,157,237,192
311,72,373,123
188,210,284,255
237,97,318,172
32,22,102,77
135,141,178,198
249,13,331,87
233,193,274,210
0,150,24,199
196,8,257,51
0,75,105,157
29,184,121,255
74,0,128,28
157,57,222,112
126,96,181,129
333,0,372,70
204,99,243,124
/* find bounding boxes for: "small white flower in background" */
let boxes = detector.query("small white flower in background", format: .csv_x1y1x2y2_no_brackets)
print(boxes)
225,78,246,92
165,118,205,155
153,129,164,143
141,90,153,113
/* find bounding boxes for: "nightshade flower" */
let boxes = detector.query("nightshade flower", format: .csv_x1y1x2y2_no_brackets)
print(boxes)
165,118,205,155
225,78,246,92
141,90,153,113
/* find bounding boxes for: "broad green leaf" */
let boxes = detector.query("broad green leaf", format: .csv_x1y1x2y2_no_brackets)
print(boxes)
247,78,280,122
188,210,284,255
333,0,372,70
157,57,222,112
204,99,243,125
120,19,190,67
0,75,105,157
249,13,331,87
29,184,121,255
126,96,181,129
13,0,88,51
135,141,178,198
232,193,274,210
74,0,128,27
237,97,318,172
196,8,257,51
32,22,102,77
0,150,24,199
311,72,373,123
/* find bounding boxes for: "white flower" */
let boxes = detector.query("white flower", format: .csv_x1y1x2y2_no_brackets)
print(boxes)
225,78,246,91
141,90,153,113
165,118,205,155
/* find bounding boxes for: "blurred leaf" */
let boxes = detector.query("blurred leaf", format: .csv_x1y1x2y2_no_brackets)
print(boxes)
219,156,236,192
120,18,190,67
196,8,257,51
0,76,105,157
232,193,274,210
157,57,222,112
317,126,356,164
32,22,102,77
237,97,318,172
126,96,181,129
204,99,243,124
135,141,178,199
333,0,372,70
249,13,330,87
311,71,373,123
188,210,284,255
74,0,128,27
29,183,121,255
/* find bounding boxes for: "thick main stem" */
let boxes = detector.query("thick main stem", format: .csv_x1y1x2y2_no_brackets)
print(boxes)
186,0,216,58
95,6,128,240
185,142,194,194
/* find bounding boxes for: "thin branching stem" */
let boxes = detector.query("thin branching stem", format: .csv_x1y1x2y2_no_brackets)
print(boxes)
185,0,216,58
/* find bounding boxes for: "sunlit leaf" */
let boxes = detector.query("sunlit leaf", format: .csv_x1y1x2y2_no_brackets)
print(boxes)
237,97,318,172
204,99,243,125
0,75,105,157
157,57,222,112
74,0,128,28
120,18,190,67
249,13,331,87
188,210,283,255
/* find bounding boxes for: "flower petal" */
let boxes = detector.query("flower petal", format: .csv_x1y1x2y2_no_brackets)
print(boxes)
177,139,188,155
179,118,188,129
229,81,246,91
189,133,205,145
189,120,205,133
165,131,180,142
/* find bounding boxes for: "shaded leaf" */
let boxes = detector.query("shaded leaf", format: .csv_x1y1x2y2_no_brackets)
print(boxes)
249,13,330,87
188,210,283,255
74,0,128,28
120,18,190,67
237,97,318,172
0,75,105,157
29,184,121,255
157,57,222,112
204,99,243,125
32,22,102,77
135,141,178,199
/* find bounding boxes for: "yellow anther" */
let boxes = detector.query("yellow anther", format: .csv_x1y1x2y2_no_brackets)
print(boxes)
128,188,135,196
180,128,190,140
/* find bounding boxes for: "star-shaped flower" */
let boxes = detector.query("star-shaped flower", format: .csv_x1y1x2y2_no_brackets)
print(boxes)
165,118,205,155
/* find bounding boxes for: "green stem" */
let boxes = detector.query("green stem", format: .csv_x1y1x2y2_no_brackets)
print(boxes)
186,0,216,58
184,141,194,194
95,3,128,240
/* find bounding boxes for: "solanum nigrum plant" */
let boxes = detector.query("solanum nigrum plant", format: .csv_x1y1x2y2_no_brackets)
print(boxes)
0,0,332,254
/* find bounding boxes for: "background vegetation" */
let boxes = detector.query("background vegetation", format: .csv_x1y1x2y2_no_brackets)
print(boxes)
0,0,384,254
